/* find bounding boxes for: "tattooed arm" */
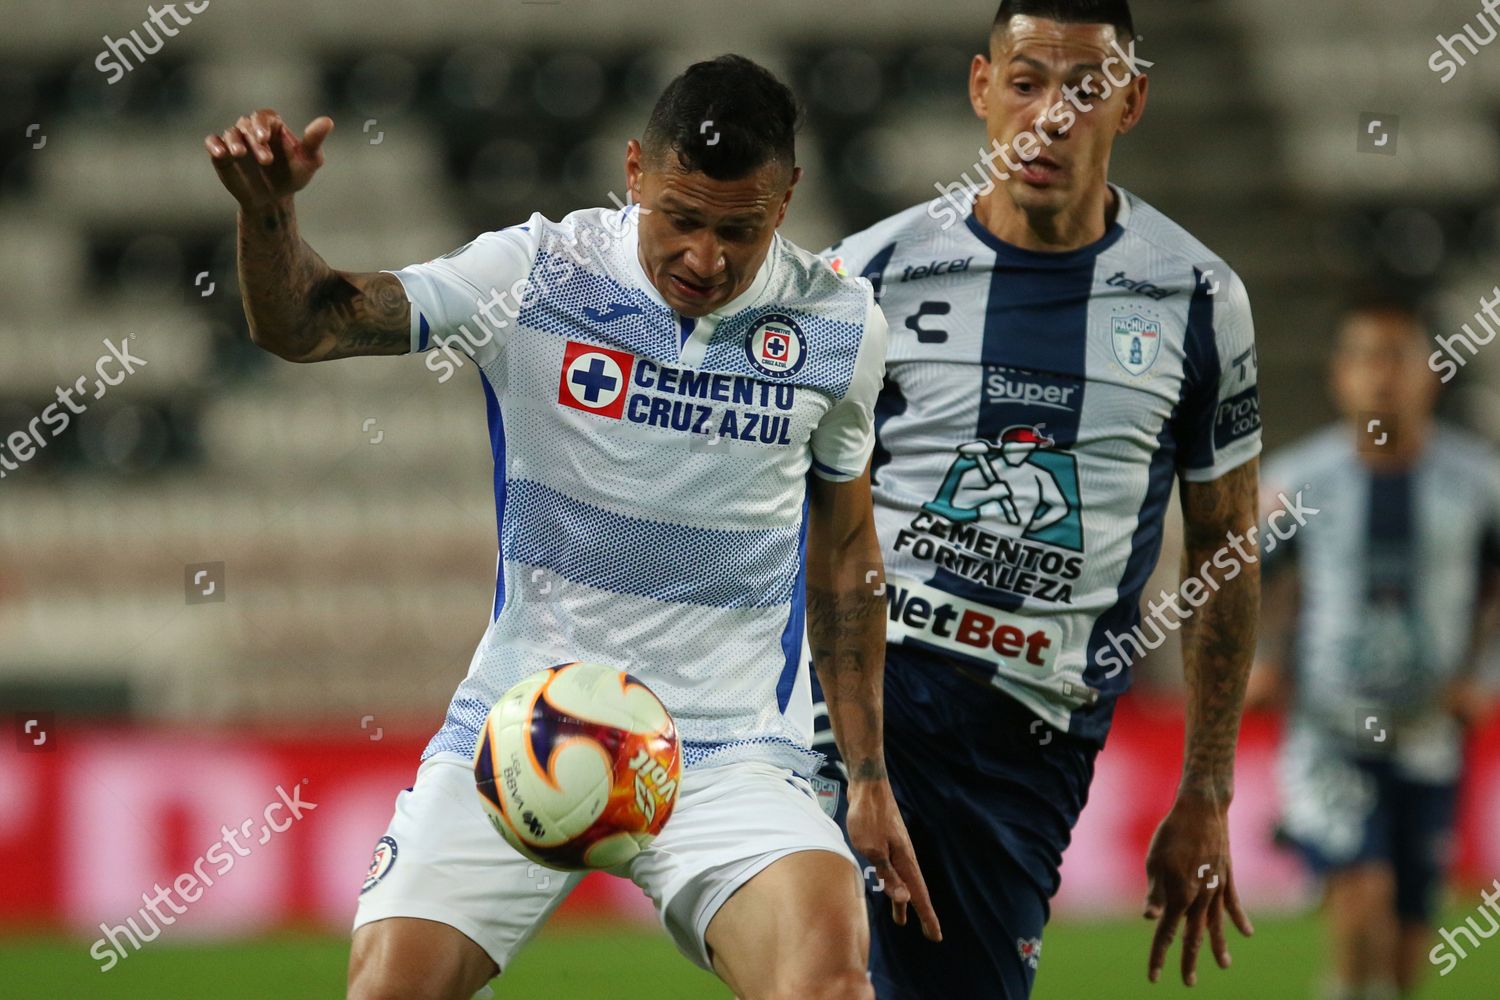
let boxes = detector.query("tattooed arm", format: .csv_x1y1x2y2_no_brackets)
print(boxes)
1144,457,1259,986
1178,457,1261,803
806,468,940,942
206,109,409,363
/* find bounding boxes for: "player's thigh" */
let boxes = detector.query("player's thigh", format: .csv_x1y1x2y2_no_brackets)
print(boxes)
1389,777,1458,925
705,849,871,1000
625,760,864,995
351,756,582,998
348,917,495,1000
1323,861,1397,918
871,652,1091,999
868,797,1045,1000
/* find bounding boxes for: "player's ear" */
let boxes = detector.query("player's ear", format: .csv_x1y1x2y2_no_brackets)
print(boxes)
774,165,802,228
1116,74,1149,135
625,139,645,205
969,53,993,120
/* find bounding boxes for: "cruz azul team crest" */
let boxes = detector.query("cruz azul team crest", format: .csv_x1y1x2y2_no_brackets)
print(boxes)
745,313,807,378
1111,312,1162,376
361,835,398,894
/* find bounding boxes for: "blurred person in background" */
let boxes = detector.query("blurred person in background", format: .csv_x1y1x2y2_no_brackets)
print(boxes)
1250,297,1500,1000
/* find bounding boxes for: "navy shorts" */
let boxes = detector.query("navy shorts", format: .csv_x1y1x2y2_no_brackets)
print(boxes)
1280,751,1458,924
812,645,1097,999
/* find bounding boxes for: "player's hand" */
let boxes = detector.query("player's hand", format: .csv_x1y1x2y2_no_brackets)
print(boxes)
205,109,333,209
1142,795,1253,986
846,778,942,943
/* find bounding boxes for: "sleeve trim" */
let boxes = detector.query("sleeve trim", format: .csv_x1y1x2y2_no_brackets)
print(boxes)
1178,441,1262,483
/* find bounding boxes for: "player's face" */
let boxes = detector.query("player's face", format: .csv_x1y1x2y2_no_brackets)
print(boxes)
1330,312,1440,425
971,17,1146,219
626,140,799,318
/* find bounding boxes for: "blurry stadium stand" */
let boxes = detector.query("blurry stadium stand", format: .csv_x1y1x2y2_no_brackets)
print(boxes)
1,0,1497,726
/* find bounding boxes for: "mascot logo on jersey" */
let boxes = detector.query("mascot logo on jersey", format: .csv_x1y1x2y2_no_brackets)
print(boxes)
921,425,1084,553
1110,312,1162,376
746,314,807,378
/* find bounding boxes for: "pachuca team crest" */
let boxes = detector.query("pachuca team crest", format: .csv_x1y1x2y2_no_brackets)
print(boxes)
1111,312,1162,375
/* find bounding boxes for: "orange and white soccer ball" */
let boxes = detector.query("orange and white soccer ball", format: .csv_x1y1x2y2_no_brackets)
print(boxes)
473,661,681,871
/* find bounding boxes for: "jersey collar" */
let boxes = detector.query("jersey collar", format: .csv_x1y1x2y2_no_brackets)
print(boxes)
963,183,1129,267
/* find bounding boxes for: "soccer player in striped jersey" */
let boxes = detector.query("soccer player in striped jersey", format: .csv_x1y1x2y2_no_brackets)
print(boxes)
206,55,936,1000
1250,299,1500,1000
811,1,1260,995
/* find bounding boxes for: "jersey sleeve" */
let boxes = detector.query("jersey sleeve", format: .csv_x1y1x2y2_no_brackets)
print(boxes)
809,291,888,482
820,230,898,304
1482,455,1500,572
1175,268,1262,482
382,219,543,366
1257,444,1304,572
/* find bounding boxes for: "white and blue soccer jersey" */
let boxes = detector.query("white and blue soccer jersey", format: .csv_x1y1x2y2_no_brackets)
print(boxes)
823,185,1260,743
388,205,887,776
1264,425,1500,766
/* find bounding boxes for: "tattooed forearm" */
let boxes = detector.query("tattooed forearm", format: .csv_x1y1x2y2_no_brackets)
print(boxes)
805,470,890,784
236,200,408,362
1177,458,1260,803
807,584,886,781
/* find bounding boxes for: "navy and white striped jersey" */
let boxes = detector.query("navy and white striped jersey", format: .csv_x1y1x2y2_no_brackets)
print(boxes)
388,205,887,776
1264,424,1500,758
824,185,1260,743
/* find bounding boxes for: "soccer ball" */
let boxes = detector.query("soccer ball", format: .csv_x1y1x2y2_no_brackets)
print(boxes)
473,661,681,870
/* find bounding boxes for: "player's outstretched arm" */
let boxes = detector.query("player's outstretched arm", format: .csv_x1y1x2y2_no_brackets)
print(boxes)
806,468,940,943
204,109,409,363
1144,457,1259,985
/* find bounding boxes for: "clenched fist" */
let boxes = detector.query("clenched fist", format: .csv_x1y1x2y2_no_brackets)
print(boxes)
205,109,333,210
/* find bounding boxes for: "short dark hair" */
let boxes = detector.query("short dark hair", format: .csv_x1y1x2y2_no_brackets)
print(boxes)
1337,289,1434,337
991,0,1135,43
642,55,800,181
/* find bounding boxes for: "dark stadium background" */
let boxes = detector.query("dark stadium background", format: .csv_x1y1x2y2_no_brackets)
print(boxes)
2,1,1498,997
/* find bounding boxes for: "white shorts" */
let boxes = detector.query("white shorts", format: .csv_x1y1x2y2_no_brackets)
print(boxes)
352,754,857,973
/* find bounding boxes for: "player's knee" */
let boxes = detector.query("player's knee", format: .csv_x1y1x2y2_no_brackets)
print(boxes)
348,945,482,1000
770,968,873,1000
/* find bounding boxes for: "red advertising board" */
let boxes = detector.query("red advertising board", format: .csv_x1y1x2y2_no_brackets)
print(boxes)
4,700,1498,935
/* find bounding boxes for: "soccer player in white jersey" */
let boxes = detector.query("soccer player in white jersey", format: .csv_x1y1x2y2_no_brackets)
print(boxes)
811,1,1260,995
205,55,937,1000
1248,299,1500,1000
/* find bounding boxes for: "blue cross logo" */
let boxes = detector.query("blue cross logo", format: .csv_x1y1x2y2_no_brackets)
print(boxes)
570,356,618,403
